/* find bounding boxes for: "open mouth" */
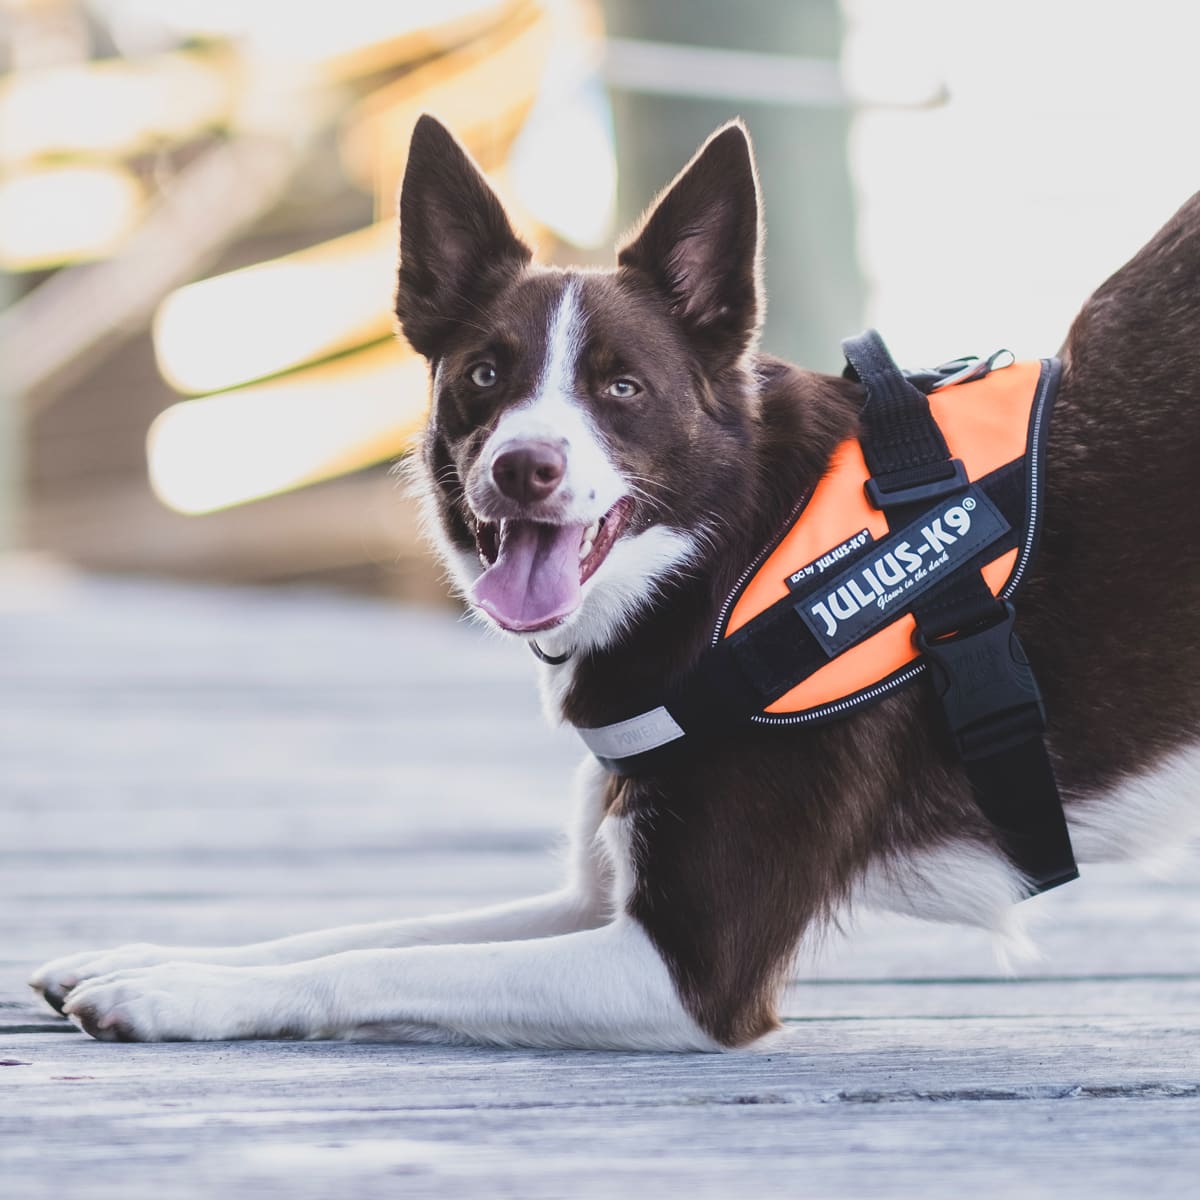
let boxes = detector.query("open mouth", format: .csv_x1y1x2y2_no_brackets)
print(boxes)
469,497,635,632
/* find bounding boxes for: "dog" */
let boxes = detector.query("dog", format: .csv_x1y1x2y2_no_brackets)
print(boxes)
31,115,1200,1048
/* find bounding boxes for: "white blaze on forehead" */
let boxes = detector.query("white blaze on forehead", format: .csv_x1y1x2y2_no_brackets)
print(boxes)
539,277,584,401
484,277,626,517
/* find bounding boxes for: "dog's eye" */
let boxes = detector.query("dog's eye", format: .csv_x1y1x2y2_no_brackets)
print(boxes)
468,363,498,389
606,378,641,399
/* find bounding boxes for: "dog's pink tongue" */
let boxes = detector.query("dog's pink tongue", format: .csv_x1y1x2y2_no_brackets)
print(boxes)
471,520,585,631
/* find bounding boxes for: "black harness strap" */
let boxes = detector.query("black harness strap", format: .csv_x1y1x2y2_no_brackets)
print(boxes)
844,330,1077,894
845,329,953,477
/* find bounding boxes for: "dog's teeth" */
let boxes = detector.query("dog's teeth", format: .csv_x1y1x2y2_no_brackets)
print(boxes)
579,539,594,561
585,520,600,543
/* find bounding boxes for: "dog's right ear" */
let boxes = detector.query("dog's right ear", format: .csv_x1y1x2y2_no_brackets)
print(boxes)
617,121,763,372
395,115,532,359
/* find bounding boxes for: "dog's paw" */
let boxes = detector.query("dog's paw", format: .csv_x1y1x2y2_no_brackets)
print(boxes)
62,962,293,1042
29,944,178,1014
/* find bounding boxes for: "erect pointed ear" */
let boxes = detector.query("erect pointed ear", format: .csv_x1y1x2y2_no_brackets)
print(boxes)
395,115,532,359
617,121,763,370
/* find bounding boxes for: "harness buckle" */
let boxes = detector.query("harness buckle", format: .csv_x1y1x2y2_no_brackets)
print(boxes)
864,457,968,511
927,348,1016,391
916,601,1047,761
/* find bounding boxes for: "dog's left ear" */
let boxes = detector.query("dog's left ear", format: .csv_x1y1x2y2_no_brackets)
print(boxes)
396,115,532,359
617,121,763,370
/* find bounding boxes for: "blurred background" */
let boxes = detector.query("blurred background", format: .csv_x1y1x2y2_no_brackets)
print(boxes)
2,0,1199,601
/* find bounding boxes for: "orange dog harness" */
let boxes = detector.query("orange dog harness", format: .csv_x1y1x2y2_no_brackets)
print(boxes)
722,354,1046,724
571,330,1078,895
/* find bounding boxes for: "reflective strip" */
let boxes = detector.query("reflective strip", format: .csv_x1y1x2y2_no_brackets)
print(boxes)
577,706,685,760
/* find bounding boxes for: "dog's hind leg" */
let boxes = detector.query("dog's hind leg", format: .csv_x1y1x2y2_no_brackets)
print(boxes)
30,758,615,1013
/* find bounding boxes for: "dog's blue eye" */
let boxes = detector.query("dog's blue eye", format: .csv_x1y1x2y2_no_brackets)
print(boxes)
607,378,641,398
469,363,498,388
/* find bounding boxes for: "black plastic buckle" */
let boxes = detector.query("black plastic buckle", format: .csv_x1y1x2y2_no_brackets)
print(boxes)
916,601,1047,761
864,458,968,511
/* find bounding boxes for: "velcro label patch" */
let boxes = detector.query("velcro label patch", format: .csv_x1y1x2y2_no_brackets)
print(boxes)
785,528,874,590
794,487,1010,657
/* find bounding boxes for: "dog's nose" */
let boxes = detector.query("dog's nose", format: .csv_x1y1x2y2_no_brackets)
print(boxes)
491,440,566,503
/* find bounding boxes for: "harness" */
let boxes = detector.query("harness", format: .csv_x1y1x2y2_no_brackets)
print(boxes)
566,330,1078,896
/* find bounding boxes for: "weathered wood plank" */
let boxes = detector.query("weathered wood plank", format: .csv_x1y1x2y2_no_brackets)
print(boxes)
5,1017,1200,1107
8,1101,1199,1200
3,1024,1200,1200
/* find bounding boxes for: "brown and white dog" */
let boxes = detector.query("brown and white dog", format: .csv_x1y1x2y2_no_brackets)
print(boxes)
32,116,1200,1048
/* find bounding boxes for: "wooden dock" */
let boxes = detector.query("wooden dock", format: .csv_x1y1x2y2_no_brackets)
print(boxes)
3,560,1199,1197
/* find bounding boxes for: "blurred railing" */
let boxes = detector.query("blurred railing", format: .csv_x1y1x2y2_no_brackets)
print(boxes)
0,0,612,590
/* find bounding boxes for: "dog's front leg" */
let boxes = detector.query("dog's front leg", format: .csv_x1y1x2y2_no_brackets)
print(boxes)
61,915,718,1050
31,759,616,1013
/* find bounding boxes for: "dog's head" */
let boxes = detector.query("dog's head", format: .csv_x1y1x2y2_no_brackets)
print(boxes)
397,115,764,654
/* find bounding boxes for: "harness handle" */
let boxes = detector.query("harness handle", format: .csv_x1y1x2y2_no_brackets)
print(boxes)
843,330,953,479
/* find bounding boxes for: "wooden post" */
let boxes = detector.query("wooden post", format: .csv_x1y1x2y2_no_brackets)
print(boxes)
601,0,864,373
0,270,18,552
